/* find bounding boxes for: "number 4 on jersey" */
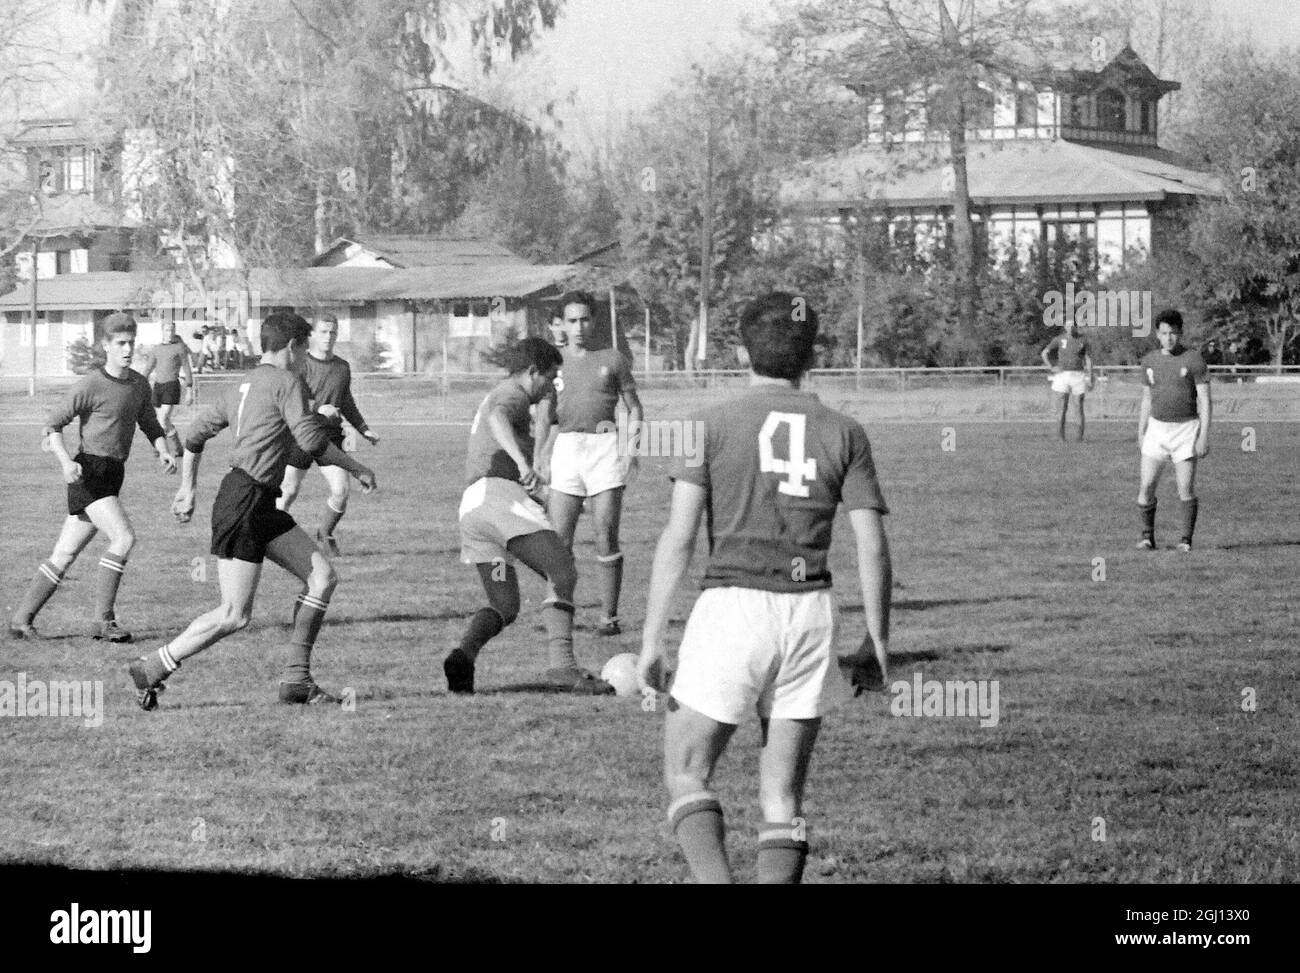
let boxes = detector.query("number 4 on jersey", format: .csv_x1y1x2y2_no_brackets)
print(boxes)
758,412,817,497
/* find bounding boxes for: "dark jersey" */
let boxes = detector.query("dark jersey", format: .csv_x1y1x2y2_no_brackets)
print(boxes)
1141,348,1208,422
184,364,331,487
466,380,534,485
1045,333,1089,371
555,348,636,433
297,353,369,434
670,385,889,593
149,338,190,383
44,367,165,461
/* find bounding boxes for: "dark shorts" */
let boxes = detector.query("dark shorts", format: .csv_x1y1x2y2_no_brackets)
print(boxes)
210,468,297,563
286,432,344,471
153,380,182,407
67,453,125,516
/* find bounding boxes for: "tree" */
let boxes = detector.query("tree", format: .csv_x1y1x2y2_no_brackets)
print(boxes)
1183,44,1300,370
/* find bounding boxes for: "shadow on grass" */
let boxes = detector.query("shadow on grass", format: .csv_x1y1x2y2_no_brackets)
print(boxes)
0,861,523,886
840,595,1034,614
885,644,1014,666
1218,539,1300,550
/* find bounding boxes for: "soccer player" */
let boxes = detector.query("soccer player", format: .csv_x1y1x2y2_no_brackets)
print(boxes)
445,336,614,696
277,313,379,556
139,317,195,457
536,291,643,636
126,312,377,710
9,312,176,642
1136,308,1210,552
637,292,892,884
1041,318,1093,441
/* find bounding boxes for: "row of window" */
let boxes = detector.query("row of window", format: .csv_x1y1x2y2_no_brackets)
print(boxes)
879,87,1153,134
32,145,110,195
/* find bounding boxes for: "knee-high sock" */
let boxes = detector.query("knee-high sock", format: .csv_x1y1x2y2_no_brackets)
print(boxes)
757,820,810,885
669,792,731,884
284,592,329,683
543,598,576,670
597,552,623,622
459,608,505,662
1180,497,1199,542
95,552,128,621
137,642,182,686
1139,499,1157,540
321,497,345,538
14,561,64,624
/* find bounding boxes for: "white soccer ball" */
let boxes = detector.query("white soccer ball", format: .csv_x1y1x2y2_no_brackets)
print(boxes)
600,652,641,697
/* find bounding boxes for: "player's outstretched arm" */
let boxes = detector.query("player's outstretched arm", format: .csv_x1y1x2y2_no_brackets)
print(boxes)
317,442,378,492
638,479,706,693
1137,386,1151,445
180,349,195,404
845,507,891,693
1195,381,1212,457
487,406,537,488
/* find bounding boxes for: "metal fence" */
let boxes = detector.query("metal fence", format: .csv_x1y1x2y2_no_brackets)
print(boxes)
3,365,1298,424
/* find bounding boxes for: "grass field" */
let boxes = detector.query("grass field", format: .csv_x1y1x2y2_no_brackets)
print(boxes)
1,412,1297,883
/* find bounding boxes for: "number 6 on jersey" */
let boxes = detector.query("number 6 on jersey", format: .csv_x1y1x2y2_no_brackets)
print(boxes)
758,411,817,497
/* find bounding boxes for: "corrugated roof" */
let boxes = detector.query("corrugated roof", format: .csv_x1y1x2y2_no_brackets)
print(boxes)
779,138,1221,210
311,235,529,267
0,264,577,311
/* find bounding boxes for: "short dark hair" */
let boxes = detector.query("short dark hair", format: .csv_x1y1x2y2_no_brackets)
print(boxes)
260,311,311,352
1155,308,1184,331
558,290,598,317
484,336,563,375
739,292,819,381
102,312,137,338
316,312,338,327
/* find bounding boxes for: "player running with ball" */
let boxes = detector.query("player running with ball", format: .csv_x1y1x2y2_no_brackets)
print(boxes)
638,292,892,883
1136,308,1210,552
277,313,379,556
127,312,377,710
9,313,175,642
445,337,614,696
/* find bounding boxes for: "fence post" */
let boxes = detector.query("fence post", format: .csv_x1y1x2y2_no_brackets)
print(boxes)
897,367,906,420
999,367,1007,420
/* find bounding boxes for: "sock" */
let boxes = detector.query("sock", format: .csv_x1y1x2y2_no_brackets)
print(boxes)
1180,497,1199,543
284,592,329,683
459,608,505,662
291,588,308,626
1138,499,1157,540
597,552,623,622
543,598,577,671
757,820,811,885
14,561,64,624
321,499,345,539
669,792,731,884
139,643,181,685
95,552,128,621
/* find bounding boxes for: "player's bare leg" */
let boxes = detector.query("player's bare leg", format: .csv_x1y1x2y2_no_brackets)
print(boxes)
1074,393,1086,442
589,487,625,634
157,403,181,457
445,562,522,694
547,489,584,547
265,525,341,701
1173,458,1198,550
1054,392,1069,441
1136,454,1165,549
10,515,97,637
83,496,137,641
664,701,738,883
757,716,821,884
509,530,612,693
316,464,350,555
128,557,261,709
277,464,307,512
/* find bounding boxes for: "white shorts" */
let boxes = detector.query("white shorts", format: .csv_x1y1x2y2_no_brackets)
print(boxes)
1142,417,1200,463
1050,371,1090,396
550,431,624,497
670,587,848,724
458,477,554,565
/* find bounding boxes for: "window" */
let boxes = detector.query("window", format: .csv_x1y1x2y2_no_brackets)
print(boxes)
109,253,131,272
1015,88,1038,127
1098,89,1126,131
32,146,97,194
1139,100,1152,133
1069,95,1087,126
19,317,50,347
968,87,995,129
56,251,71,275
883,94,908,135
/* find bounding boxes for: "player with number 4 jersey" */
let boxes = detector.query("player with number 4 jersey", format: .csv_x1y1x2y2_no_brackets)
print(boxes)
126,313,377,711
638,292,892,884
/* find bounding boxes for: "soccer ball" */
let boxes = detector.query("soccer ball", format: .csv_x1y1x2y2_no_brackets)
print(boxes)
600,653,640,697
